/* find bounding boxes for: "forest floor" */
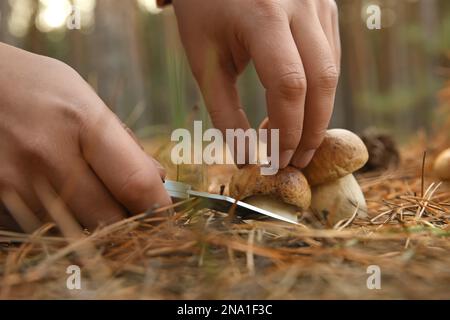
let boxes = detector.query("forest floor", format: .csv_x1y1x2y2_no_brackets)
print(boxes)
0,133,449,299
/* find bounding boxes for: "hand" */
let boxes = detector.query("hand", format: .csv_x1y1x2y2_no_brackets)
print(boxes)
173,0,340,168
0,43,171,232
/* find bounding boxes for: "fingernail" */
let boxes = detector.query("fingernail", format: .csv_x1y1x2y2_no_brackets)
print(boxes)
279,149,295,168
151,158,167,177
259,117,269,130
294,149,316,168
151,158,164,169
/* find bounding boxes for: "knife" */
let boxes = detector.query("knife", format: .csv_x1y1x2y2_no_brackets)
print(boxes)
163,180,299,225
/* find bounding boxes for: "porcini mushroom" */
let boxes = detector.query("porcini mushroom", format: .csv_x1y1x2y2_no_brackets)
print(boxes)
229,165,311,220
304,129,369,225
434,148,450,181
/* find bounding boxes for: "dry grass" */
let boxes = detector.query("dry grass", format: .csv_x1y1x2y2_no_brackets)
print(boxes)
0,131,449,300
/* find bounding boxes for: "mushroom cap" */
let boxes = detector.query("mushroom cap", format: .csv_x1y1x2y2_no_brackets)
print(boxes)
304,129,369,186
229,165,311,210
434,148,450,181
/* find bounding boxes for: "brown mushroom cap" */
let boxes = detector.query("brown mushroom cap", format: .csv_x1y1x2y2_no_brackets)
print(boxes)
304,129,369,186
434,148,450,181
229,165,311,210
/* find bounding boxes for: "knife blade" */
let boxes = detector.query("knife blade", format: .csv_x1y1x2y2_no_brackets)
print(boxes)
163,180,298,225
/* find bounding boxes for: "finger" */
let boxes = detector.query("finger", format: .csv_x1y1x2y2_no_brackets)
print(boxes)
317,0,341,70
1,189,42,233
200,64,250,136
242,5,306,168
331,2,341,70
80,106,171,214
257,117,277,159
53,158,127,230
117,118,167,179
0,167,47,231
191,48,252,165
0,204,21,231
290,5,339,168
150,157,166,180
258,117,269,131
117,116,145,151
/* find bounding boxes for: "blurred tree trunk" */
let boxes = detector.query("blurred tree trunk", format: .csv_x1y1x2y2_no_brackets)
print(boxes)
418,0,438,131
24,0,44,54
338,0,374,132
0,1,13,44
91,0,150,127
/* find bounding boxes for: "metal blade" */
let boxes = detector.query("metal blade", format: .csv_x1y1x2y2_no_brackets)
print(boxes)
163,180,191,200
187,190,299,225
163,180,298,224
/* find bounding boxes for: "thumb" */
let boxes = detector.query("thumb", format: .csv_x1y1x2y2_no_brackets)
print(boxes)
80,106,171,214
117,117,167,180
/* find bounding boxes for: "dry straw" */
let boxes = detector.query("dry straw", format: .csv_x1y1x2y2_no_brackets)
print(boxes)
1,134,449,299
2,96,450,298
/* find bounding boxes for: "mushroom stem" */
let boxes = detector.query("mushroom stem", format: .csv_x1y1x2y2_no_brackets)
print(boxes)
310,174,367,226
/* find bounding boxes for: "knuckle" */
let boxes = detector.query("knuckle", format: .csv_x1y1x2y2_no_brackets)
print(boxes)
275,72,307,99
78,106,111,145
251,0,284,20
44,56,78,78
44,60,92,122
19,136,49,163
58,100,86,127
315,65,339,90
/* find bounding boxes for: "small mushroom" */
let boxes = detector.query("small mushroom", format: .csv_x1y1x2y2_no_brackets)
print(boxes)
304,129,369,225
434,148,450,181
229,165,311,218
